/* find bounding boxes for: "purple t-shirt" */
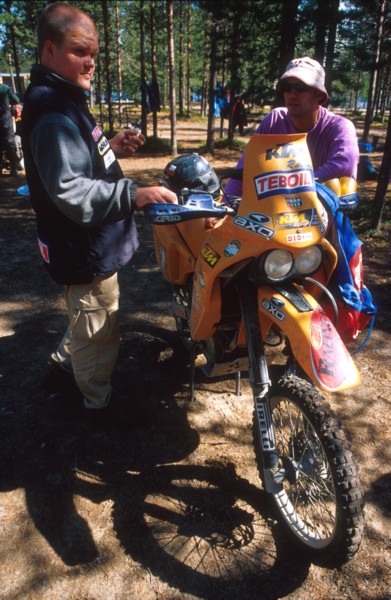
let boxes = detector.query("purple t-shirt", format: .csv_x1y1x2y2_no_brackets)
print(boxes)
225,106,359,197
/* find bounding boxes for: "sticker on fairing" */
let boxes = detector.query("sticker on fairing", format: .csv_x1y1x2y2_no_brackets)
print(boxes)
201,244,220,267
254,168,315,201
234,214,274,240
273,209,318,230
224,240,241,257
286,232,313,243
310,306,351,390
285,197,303,208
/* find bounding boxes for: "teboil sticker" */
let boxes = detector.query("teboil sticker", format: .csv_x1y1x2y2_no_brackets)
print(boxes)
310,306,351,390
254,168,315,200
38,237,50,263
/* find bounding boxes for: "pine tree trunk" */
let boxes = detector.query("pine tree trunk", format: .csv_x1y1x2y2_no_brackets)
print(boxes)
166,0,177,155
101,0,114,136
115,1,123,128
371,115,391,230
140,0,148,137
150,0,159,137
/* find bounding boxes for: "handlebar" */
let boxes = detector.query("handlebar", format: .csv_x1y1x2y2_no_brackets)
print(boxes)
144,193,234,224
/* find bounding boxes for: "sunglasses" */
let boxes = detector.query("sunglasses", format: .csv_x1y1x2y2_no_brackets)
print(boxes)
280,80,313,94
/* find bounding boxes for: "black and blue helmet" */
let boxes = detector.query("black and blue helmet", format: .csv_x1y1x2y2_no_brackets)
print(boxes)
163,153,220,197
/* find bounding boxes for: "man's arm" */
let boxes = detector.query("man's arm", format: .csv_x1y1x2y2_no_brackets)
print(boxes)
30,112,140,226
314,118,359,182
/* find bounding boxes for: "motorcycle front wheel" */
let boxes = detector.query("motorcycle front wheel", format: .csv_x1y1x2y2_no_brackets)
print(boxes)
253,374,365,567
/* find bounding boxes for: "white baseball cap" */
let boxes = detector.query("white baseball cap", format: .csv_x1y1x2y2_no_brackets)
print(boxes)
277,56,328,104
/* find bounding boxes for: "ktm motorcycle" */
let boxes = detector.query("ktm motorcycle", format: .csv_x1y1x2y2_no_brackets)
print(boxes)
144,133,365,567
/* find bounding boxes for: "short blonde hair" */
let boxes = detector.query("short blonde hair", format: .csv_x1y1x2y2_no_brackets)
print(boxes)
37,2,96,58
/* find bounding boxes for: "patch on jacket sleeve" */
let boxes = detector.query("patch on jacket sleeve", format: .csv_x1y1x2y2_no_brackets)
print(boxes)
92,125,103,142
103,149,116,169
38,237,50,263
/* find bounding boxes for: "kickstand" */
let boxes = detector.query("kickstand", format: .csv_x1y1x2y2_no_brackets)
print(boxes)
188,342,197,401
235,371,242,396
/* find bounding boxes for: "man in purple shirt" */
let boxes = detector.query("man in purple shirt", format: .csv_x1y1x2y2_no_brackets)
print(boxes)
225,57,359,198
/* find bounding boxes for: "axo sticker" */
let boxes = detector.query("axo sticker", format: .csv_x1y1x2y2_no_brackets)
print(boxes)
262,298,286,321
234,214,274,240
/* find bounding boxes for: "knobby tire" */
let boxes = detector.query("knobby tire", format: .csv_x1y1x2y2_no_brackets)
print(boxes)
253,373,365,567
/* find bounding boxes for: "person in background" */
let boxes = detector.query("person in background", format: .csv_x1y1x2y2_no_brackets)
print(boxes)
0,76,23,176
225,56,359,198
21,2,177,419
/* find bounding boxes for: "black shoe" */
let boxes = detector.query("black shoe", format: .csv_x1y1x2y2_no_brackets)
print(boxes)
41,358,80,396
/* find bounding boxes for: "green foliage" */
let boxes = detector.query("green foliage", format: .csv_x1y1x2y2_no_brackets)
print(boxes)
0,0,389,127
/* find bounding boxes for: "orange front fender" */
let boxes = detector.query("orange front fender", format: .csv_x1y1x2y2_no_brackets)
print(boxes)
258,286,361,392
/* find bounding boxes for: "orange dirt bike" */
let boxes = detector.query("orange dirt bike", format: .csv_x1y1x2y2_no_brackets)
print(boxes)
144,134,365,567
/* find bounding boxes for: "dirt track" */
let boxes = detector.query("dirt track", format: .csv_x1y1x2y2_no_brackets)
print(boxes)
0,120,390,599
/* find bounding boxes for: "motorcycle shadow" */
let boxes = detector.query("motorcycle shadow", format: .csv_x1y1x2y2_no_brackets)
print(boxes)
112,463,311,599
112,326,311,596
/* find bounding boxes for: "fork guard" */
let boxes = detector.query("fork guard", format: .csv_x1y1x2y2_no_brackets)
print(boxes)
257,285,362,392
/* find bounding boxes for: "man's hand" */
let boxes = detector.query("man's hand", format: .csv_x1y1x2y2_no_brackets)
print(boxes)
110,128,145,158
135,186,178,209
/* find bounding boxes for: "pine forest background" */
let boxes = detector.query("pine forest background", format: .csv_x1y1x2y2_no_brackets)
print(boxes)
0,0,390,228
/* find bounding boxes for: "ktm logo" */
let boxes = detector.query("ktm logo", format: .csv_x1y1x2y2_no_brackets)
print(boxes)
265,143,307,161
201,244,220,267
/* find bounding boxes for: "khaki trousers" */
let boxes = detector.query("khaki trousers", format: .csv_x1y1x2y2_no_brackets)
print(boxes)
52,273,120,409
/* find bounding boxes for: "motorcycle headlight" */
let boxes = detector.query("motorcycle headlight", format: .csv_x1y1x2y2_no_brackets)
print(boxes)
295,246,322,275
264,250,293,279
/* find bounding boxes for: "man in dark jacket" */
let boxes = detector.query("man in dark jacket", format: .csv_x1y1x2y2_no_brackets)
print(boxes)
0,76,22,176
22,2,177,416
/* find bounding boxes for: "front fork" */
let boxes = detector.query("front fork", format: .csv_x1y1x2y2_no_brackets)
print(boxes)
238,280,282,494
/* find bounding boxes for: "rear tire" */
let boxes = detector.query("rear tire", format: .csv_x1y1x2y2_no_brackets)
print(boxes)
253,374,364,567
